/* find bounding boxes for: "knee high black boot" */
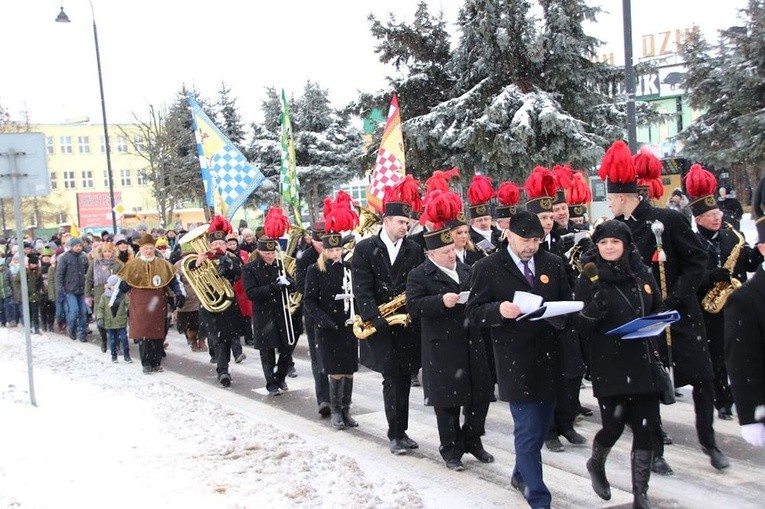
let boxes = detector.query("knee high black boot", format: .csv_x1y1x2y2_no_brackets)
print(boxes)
632,449,653,509
587,440,612,500
329,378,345,430
342,377,358,427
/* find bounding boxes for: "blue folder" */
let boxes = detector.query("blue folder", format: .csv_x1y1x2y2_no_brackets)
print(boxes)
606,310,681,339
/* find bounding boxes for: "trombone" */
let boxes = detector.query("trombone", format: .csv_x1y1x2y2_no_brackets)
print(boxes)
274,243,297,346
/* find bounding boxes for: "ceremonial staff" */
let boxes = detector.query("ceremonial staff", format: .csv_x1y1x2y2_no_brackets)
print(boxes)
651,220,674,382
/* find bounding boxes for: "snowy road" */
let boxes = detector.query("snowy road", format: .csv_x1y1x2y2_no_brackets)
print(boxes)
2,322,764,509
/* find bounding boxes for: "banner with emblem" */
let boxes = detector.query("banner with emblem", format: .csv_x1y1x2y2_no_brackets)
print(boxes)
280,89,303,228
367,93,406,213
189,96,266,219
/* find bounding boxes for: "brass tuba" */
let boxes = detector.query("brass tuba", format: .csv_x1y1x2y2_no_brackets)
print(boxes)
282,225,307,314
701,224,744,314
353,292,410,340
178,224,236,313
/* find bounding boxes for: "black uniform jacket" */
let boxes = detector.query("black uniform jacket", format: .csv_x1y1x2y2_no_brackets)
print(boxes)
724,267,765,425
406,259,493,407
466,247,570,403
469,226,502,254
617,198,713,386
574,249,663,399
351,233,425,374
456,247,485,267
242,256,296,350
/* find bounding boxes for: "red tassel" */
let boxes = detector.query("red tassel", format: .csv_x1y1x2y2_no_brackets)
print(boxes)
598,140,636,184
524,166,558,199
467,175,495,205
633,147,661,180
422,190,462,229
497,181,521,205
652,249,659,263
566,171,592,205
207,215,233,235
648,178,664,200
385,175,423,212
684,163,717,199
552,164,574,190
322,197,333,220
263,207,291,239
325,190,359,233
426,166,460,193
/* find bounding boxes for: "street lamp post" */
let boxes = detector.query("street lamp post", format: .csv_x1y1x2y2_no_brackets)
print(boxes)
56,1,118,233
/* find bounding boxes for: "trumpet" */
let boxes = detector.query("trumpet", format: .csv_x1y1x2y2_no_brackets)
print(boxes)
274,243,298,346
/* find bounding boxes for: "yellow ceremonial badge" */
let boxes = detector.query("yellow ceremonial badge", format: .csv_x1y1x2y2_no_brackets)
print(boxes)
540,274,550,284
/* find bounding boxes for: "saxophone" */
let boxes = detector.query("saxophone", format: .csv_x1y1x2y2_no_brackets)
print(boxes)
701,224,745,314
352,292,410,340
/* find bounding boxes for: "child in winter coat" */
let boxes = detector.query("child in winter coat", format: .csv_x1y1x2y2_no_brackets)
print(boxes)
96,275,130,363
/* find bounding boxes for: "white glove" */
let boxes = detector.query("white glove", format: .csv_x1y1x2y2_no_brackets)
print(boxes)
275,275,290,287
740,423,765,447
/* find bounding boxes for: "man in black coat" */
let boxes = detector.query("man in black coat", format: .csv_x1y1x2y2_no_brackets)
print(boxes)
351,200,425,454
55,237,90,340
406,225,494,471
724,217,765,447
607,180,729,473
243,237,297,396
296,225,331,416
466,211,571,509
693,196,763,419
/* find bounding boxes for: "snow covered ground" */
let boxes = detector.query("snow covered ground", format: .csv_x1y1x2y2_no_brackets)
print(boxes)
0,330,438,509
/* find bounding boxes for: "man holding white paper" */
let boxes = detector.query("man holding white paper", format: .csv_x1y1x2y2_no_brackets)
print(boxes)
466,211,571,509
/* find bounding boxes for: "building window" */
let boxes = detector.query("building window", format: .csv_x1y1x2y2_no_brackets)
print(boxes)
50,172,58,189
134,135,145,152
81,170,94,189
78,136,91,154
100,136,108,154
116,136,128,153
136,169,146,186
63,171,76,189
46,136,54,154
120,169,132,186
103,171,111,188
60,136,73,154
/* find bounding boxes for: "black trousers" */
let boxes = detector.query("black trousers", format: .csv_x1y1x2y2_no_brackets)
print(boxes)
708,333,734,411
305,314,329,405
259,347,292,391
39,300,55,330
382,373,412,440
138,339,164,368
653,378,716,458
547,376,581,439
201,309,238,376
433,401,490,460
596,393,660,450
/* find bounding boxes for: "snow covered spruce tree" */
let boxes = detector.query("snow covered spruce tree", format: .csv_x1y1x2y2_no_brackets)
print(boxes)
292,81,364,223
245,87,283,210
369,0,658,182
679,0,765,185
215,82,247,154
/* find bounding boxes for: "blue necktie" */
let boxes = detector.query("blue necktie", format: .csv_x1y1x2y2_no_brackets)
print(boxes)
522,261,535,288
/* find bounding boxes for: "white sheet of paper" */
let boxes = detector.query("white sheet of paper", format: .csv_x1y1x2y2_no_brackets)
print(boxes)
457,291,471,304
476,238,496,252
513,291,544,314
528,301,584,321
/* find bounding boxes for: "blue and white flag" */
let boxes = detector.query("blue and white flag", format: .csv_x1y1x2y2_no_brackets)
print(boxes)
189,96,266,219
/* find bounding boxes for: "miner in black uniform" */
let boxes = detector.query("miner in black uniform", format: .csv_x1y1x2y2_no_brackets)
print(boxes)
351,198,425,454
467,175,502,254
406,191,494,471
600,140,729,474
687,164,764,420
296,222,331,417
724,216,765,448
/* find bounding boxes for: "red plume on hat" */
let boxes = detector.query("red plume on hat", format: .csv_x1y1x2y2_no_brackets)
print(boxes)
524,166,558,199
426,167,460,193
641,178,664,200
633,147,661,180
467,175,496,205
552,164,574,190
684,163,717,199
325,190,359,233
384,175,423,212
207,215,233,235
497,181,521,206
421,190,462,229
567,171,592,205
322,197,333,221
598,140,636,184
263,207,291,239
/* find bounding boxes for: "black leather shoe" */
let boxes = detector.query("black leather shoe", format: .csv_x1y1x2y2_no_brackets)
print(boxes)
561,430,587,445
717,409,734,420
545,437,564,452
279,381,289,391
651,456,674,476
400,435,419,449
510,475,526,496
318,401,331,417
445,458,464,471
389,439,408,455
219,373,231,387
467,447,494,463
661,429,673,445
578,405,594,417
411,374,421,387
702,446,730,470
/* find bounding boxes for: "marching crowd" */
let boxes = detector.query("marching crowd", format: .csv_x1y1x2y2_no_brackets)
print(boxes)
2,141,765,509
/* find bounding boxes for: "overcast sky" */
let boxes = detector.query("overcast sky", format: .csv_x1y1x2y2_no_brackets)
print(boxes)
0,0,748,126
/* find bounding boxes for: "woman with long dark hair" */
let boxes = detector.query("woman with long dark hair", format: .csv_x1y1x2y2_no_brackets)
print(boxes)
574,220,663,509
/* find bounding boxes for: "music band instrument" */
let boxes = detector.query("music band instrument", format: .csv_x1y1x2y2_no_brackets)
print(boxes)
352,293,410,340
700,224,744,314
178,224,235,313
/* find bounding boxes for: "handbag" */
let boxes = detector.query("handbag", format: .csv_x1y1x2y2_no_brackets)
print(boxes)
646,339,676,405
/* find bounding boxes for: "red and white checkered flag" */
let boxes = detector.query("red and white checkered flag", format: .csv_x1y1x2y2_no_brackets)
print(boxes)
367,94,405,212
